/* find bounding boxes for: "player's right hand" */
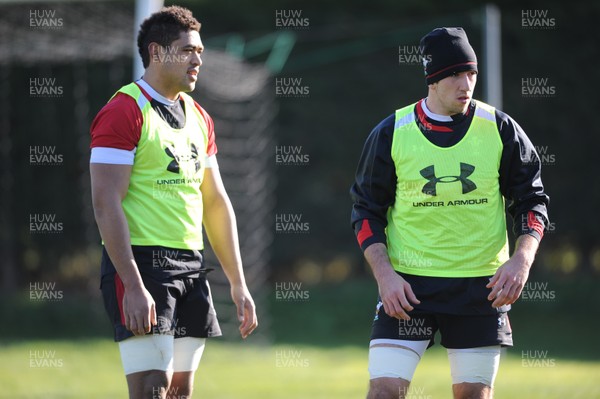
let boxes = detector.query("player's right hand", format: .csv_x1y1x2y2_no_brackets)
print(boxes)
230,284,258,339
378,271,420,321
122,285,157,336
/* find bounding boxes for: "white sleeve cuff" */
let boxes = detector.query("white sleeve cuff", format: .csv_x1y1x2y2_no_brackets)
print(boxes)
205,154,218,169
90,147,136,165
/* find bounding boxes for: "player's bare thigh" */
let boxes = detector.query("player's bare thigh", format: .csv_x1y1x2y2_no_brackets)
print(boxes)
453,382,493,399
367,339,429,399
368,377,411,399
126,369,171,399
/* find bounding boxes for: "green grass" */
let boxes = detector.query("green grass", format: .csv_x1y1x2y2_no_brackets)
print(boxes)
2,276,599,397
2,339,599,398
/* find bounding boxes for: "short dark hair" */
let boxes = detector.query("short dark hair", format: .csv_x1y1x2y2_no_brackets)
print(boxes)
137,6,201,68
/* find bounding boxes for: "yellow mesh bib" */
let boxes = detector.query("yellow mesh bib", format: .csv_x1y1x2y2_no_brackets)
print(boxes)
386,100,509,277
114,83,209,250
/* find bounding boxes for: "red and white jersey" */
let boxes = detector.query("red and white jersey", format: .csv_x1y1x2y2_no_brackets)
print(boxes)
90,79,218,168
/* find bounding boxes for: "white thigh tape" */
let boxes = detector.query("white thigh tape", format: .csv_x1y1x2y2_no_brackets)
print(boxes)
118,335,174,375
173,337,206,372
368,339,430,381
447,346,501,386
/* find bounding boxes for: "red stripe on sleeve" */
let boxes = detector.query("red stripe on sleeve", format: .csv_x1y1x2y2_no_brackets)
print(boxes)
194,101,218,157
114,274,126,326
357,219,374,247
527,211,544,239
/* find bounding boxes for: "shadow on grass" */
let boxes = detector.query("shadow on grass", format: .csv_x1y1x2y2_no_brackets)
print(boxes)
270,276,600,362
3,275,598,362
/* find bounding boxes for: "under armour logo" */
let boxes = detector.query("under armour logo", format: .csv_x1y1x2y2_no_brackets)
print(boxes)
420,162,477,196
165,143,201,174
498,315,507,327
422,57,429,70
374,301,383,321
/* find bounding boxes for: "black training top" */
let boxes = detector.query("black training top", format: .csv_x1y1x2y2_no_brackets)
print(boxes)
350,99,549,252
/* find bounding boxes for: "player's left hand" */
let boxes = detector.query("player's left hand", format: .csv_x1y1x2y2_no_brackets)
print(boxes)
486,255,531,308
231,284,258,339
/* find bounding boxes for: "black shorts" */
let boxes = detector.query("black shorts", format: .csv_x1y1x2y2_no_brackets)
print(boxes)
100,246,222,342
370,273,513,349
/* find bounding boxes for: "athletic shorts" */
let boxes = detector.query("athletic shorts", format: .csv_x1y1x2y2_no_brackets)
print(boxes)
370,273,513,349
100,246,222,342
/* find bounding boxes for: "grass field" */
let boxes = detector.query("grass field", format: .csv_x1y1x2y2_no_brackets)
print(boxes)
2,277,599,398
2,339,599,398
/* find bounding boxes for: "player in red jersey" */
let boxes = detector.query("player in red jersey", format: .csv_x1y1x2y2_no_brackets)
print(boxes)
90,6,257,398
